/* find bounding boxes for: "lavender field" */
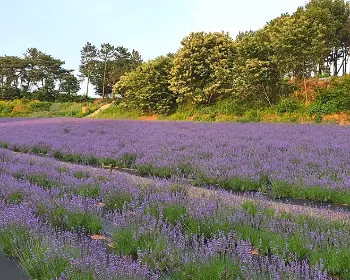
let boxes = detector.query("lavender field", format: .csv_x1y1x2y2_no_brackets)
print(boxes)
0,118,350,204
0,118,350,279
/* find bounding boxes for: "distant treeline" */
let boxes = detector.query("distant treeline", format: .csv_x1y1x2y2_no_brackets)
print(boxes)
0,48,81,101
2,0,350,111
111,0,350,115
0,45,142,102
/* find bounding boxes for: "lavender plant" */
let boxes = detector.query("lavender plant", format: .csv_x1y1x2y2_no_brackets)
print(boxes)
1,119,350,204
0,148,349,279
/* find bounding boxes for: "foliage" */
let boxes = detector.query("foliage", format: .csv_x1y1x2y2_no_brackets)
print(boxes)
3,1,350,121
114,55,176,114
169,32,236,105
0,48,80,101
309,75,350,118
276,97,301,114
79,42,142,98
233,29,290,107
0,100,98,117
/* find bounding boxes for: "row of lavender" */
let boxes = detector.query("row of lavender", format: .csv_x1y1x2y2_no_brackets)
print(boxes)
0,148,349,279
0,119,350,204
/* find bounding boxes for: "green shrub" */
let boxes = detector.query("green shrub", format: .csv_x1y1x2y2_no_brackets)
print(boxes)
8,191,24,205
276,98,300,114
237,109,262,123
29,101,52,112
114,55,176,115
103,191,133,212
0,101,14,115
172,256,242,280
309,75,350,116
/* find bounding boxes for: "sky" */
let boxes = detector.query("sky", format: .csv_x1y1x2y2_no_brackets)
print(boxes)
1,0,307,95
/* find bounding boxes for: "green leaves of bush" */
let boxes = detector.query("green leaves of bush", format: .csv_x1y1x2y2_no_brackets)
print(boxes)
309,76,350,118
113,55,176,115
169,32,236,106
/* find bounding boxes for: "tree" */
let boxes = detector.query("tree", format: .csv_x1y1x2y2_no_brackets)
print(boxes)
169,32,236,105
59,73,80,95
0,56,27,99
305,0,350,76
113,55,176,114
80,42,142,98
79,42,98,96
99,43,115,99
233,30,285,106
0,48,80,101
267,10,329,83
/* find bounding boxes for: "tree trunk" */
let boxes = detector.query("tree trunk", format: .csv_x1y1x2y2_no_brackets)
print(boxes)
334,49,338,76
343,47,348,76
304,78,308,105
102,60,107,99
86,73,90,97
263,87,272,107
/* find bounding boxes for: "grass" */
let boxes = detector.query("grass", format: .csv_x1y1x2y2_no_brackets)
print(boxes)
163,205,188,225
0,101,100,118
171,256,243,280
112,227,172,270
30,143,51,155
0,226,30,256
15,237,68,280
103,190,133,212
180,201,350,278
48,206,102,234
194,173,350,205
26,173,59,189
8,191,24,205
76,184,100,198
93,103,141,119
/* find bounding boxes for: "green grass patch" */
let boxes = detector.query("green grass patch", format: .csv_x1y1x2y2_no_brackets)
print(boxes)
48,206,102,234
8,191,24,205
112,227,170,270
26,173,58,189
15,238,68,280
73,171,90,179
76,184,100,199
137,164,173,178
0,141,9,149
163,205,188,225
103,191,133,212
171,256,242,280
271,180,350,205
30,143,51,155
0,227,31,256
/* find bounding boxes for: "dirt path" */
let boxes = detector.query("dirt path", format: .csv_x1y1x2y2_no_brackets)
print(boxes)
85,103,112,118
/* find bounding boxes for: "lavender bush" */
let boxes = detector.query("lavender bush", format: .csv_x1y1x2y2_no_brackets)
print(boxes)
0,119,350,204
0,147,349,279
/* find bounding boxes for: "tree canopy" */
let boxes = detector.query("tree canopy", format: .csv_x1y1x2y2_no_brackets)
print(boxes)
111,0,350,110
113,55,176,114
0,48,80,101
79,42,142,98
169,32,236,105
2,0,350,110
